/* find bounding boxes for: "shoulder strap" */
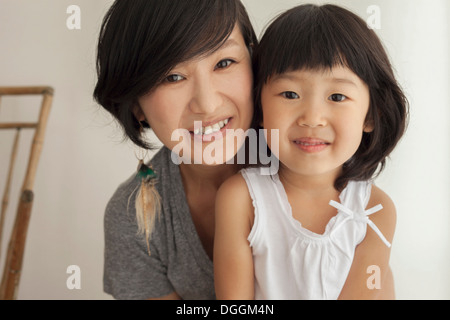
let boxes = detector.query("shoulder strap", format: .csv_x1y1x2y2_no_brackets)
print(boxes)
328,200,391,248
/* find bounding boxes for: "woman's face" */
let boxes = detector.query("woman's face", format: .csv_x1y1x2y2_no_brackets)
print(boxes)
137,25,253,166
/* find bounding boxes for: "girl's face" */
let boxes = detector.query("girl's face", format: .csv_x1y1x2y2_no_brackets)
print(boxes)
137,25,253,165
261,66,372,180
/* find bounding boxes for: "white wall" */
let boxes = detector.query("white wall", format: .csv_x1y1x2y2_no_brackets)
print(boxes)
0,0,121,299
0,0,448,299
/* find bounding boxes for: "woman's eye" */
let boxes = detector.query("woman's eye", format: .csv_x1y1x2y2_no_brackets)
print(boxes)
281,91,299,100
329,94,347,102
215,59,235,70
165,74,185,83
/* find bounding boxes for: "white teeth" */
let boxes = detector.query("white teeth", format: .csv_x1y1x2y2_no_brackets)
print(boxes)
193,118,229,136
204,126,213,135
297,142,326,146
212,123,221,131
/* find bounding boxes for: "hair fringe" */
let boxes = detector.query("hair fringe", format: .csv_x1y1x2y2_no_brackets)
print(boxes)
253,4,409,190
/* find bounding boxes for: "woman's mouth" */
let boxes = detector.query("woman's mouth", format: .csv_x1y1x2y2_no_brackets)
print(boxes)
190,117,232,142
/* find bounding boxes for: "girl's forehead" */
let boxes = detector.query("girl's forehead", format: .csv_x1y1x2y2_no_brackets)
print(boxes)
268,65,365,86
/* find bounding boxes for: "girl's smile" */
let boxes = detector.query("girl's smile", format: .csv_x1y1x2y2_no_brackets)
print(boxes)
261,65,372,179
293,137,331,153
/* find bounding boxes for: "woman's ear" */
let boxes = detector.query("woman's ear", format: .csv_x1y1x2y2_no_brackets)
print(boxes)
133,104,146,123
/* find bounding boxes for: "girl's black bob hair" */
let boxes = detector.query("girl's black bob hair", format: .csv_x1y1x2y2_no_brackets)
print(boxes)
94,0,257,150
253,4,409,191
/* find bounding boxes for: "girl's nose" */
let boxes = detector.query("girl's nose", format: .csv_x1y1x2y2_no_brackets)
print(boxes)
296,99,327,128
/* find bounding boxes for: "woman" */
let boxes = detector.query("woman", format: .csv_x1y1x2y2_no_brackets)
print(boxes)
93,0,257,299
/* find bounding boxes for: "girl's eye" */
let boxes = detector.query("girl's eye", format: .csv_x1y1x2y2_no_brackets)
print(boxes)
329,94,347,102
165,74,185,83
281,91,299,100
215,59,235,70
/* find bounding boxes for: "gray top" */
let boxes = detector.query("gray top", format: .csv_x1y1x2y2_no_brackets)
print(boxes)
103,147,215,300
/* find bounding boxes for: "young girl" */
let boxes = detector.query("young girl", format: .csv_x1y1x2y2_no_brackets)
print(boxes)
214,4,408,300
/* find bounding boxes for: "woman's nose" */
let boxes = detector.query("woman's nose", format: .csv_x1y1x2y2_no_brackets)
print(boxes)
189,76,223,114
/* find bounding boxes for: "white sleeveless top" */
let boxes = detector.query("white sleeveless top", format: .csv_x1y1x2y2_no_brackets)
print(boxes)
241,167,391,300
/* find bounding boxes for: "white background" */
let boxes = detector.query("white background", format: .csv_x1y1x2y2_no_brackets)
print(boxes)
0,0,449,299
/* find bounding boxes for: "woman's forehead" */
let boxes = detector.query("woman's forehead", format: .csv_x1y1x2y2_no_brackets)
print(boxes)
174,24,248,66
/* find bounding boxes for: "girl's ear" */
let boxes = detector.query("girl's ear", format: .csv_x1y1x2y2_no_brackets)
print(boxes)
363,109,375,133
363,119,375,133
248,43,254,56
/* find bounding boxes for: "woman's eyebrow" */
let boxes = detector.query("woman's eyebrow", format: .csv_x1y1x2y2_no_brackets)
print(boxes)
216,38,240,51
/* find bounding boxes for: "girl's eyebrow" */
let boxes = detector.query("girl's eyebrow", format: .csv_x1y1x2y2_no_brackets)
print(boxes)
330,78,357,87
270,73,301,82
270,73,358,88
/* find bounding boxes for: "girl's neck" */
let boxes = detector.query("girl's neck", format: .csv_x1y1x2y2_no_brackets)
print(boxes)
277,164,342,198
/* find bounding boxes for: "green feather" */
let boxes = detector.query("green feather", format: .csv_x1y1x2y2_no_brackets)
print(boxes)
137,163,157,180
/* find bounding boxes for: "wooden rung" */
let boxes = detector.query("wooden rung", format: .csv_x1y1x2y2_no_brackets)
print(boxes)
0,128,21,262
0,85,53,300
0,87,54,96
0,123,38,130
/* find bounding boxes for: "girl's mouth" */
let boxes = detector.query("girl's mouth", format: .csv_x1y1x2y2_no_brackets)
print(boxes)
293,137,330,153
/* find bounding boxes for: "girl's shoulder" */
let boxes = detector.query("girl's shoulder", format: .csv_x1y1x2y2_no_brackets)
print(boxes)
217,167,272,206
366,184,397,245
217,171,252,204
215,171,254,225
367,184,396,216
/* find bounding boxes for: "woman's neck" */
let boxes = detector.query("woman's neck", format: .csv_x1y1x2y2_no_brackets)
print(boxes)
179,162,243,191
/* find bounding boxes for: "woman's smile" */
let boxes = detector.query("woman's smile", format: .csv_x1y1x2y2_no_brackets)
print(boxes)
189,117,233,142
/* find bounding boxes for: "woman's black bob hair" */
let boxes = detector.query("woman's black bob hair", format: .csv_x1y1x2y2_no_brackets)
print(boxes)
94,0,257,150
252,4,409,191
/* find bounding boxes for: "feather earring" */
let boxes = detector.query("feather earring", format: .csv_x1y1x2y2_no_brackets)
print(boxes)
134,151,161,255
